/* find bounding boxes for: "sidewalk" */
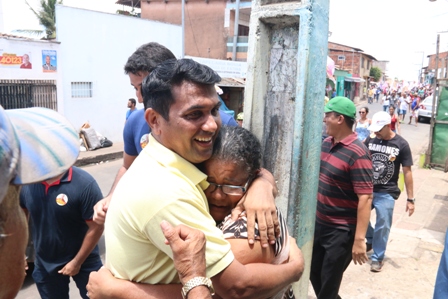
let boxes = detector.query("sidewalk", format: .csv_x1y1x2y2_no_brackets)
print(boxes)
322,167,448,299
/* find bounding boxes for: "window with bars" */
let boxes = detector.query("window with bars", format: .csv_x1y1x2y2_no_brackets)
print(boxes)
71,82,92,98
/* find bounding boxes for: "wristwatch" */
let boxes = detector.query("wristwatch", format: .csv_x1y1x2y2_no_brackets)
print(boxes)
407,198,416,204
181,277,214,299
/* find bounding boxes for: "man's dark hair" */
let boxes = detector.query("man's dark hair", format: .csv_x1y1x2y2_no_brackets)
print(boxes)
142,58,221,120
124,42,176,75
333,112,355,129
129,98,136,106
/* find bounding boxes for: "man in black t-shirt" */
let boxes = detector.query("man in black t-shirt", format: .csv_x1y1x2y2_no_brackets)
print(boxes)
364,111,415,272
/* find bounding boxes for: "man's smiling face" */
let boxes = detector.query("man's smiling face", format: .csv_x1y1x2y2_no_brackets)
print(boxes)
157,81,222,164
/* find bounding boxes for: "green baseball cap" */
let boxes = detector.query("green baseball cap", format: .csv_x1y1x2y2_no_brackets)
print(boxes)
324,96,356,119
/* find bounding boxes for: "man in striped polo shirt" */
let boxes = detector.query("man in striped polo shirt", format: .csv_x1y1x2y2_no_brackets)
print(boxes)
310,96,374,299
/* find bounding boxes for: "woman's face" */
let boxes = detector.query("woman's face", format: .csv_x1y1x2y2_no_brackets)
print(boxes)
359,109,367,118
204,159,249,223
389,107,395,115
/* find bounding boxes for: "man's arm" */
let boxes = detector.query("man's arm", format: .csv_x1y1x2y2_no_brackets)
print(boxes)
58,221,104,276
87,242,303,299
231,168,280,247
352,193,372,265
87,269,182,299
160,221,213,299
402,166,415,216
93,152,137,224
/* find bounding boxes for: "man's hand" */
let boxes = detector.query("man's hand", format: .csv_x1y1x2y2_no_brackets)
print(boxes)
231,169,279,247
406,202,415,216
58,260,81,276
93,196,111,225
352,239,368,265
87,267,115,299
160,221,206,285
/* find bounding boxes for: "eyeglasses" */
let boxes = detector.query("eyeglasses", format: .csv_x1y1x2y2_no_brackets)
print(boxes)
206,178,251,196
359,111,366,114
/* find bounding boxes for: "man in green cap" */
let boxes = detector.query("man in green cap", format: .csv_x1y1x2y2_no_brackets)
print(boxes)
310,96,374,299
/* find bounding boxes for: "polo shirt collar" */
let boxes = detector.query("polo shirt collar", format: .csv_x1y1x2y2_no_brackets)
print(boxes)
330,132,358,148
145,134,209,190
41,167,73,194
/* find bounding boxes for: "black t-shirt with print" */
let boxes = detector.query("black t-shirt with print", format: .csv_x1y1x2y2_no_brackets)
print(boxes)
364,134,413,199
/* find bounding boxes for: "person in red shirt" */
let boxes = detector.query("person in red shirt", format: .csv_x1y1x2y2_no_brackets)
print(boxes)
389,106,401,134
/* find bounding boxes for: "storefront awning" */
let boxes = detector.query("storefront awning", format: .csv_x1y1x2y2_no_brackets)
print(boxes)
217,78,245,88
344,77,366,83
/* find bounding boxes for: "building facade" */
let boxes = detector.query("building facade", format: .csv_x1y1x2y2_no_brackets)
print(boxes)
328,41,377,102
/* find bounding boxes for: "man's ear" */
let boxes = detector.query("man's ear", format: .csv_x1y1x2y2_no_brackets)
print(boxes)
145,108,162,136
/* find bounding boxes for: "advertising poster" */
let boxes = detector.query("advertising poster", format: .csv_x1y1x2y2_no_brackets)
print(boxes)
0,50,33,69
42,50,57,72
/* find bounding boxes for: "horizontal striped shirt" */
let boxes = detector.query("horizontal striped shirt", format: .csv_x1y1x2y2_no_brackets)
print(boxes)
317,133,373,229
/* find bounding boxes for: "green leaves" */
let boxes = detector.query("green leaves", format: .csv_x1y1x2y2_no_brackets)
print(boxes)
24,0,63,40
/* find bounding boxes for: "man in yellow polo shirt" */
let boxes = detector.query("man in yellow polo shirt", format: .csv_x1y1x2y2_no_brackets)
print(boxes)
103,59,303,298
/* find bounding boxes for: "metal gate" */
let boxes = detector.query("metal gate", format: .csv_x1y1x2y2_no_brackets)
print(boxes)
0,79,57,110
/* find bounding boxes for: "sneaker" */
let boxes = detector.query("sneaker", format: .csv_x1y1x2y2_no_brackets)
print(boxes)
371,261,383,272
366,242,372,252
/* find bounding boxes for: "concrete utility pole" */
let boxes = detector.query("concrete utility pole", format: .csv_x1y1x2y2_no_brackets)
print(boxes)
426,34,440,167
244,0,329,296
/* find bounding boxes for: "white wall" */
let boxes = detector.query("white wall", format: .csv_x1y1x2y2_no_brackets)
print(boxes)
56,5,182,142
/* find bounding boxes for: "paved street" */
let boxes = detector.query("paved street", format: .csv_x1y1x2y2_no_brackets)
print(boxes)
17,100,446,299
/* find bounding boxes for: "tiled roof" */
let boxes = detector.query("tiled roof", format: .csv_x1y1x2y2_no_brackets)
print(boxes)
0,32,34,40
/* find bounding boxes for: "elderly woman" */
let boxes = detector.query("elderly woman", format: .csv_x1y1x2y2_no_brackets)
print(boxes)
201,126,291,270
87,126,301,299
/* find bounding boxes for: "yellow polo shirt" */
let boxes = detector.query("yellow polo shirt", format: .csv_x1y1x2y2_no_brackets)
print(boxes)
105,134,234,284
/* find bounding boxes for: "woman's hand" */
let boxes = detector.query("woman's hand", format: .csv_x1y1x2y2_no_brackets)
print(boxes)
231,169,279,248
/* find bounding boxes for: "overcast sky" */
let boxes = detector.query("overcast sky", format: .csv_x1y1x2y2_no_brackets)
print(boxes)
329,0,448,81
2,0,448,81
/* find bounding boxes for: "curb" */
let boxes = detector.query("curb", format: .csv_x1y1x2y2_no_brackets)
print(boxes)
75,151,123,167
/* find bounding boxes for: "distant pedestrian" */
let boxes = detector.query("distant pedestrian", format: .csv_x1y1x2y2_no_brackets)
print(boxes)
354,106,371,141
365,111,415,273
389,106,400,135
382,93,390,112
368,87,374,104
409,95,421,126
311,96,373,299
20,166,104,299
375,86,381,103
125,98,137,121
399,93,410,123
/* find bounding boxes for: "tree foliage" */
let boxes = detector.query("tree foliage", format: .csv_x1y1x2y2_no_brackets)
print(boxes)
370,66,382,82
15,0,63,40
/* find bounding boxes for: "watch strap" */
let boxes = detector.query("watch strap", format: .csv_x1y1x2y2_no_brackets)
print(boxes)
407,198,415,203
181,277,214,299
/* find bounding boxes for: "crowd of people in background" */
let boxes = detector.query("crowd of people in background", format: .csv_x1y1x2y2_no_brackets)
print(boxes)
367,83,433,127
